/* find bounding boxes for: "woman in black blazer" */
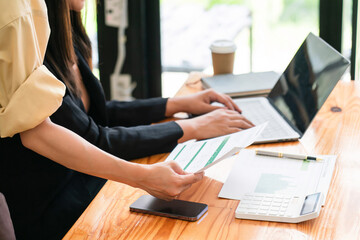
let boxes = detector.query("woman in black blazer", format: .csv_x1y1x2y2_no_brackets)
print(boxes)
44,1,254,160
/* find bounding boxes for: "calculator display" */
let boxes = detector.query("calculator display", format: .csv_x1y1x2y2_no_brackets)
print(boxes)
300,192,321,215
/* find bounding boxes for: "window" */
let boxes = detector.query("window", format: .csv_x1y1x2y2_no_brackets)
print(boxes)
160,0,320,97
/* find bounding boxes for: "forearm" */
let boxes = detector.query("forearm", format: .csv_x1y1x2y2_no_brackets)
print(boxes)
19,118,203,200
106,98,168,126
175,119,198,142
19,118,145,188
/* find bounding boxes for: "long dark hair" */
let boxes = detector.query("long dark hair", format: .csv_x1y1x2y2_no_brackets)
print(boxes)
44,0,92,97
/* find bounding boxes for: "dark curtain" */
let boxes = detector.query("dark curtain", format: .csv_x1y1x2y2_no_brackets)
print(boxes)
97,0,162,99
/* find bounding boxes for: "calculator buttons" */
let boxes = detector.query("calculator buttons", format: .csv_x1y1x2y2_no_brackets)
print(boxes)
268,211,278,216
237,193,300,217
263,196,271,200
272,203,281,207
248,209,258,214
236,192,323,223
270,207,280,211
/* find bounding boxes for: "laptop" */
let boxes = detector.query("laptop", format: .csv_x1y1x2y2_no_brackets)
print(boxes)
233,32,350,143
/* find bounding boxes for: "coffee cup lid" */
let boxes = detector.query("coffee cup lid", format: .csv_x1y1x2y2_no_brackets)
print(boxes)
210,40,237,54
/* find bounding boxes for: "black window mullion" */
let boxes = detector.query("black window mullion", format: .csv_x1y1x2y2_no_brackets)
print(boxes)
351,0,358,80
319,0,343,52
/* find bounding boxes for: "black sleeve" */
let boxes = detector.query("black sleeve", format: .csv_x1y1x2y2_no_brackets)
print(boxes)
106,98,169,127
51,96,183,160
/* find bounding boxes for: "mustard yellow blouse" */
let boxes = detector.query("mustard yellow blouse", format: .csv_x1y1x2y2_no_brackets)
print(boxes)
0,0,66,138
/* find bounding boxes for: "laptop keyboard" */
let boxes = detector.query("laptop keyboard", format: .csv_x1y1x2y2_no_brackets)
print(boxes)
237,100,293,140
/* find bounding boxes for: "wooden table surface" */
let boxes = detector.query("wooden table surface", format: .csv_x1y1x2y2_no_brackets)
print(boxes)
63,74,360,240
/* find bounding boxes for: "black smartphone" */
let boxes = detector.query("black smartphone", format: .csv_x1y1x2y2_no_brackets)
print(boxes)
129,195,208,221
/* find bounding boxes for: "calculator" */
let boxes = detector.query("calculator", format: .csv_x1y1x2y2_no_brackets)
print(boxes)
235,192,323,223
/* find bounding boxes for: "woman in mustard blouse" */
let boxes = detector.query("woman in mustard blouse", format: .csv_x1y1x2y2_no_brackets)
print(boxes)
0,0,252,239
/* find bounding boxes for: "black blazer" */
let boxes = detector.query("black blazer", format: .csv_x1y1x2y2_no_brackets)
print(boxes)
49,49,183,160
0,49,183,240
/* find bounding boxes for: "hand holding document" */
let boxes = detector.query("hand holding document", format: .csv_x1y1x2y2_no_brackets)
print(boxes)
165,123,267,173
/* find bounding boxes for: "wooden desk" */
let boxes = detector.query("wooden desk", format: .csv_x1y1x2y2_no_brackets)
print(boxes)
64,74,360,239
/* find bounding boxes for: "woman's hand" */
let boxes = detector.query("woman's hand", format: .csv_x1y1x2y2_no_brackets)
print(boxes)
136,161,204,201
166,89,242,117
176,108,254,142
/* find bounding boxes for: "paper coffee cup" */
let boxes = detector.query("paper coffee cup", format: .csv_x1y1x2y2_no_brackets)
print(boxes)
210,40,236,75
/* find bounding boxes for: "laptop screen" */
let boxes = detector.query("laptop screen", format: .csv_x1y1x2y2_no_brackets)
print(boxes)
268,33,350,133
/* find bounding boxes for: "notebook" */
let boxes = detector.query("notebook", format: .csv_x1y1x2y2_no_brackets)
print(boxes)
232,33,350,143
202,71,280,98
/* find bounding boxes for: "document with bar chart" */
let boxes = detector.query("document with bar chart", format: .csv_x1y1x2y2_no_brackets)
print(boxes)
219,149,336,205
165,123,267,173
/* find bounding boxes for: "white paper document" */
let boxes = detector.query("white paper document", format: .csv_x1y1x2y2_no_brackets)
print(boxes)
165,123,267,173
218,149,336,205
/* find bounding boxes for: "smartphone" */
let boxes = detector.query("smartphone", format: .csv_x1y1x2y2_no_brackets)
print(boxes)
129,195,208,221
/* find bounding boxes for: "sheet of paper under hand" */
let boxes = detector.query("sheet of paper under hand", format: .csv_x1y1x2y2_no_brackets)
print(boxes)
165,122,267,173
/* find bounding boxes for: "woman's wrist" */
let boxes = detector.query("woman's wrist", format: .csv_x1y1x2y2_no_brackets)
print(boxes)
111,160,150,189
165,97,188,117
175,119,198,142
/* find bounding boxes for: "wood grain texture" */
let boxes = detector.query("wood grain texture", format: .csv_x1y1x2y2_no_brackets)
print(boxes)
63,78,360,240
